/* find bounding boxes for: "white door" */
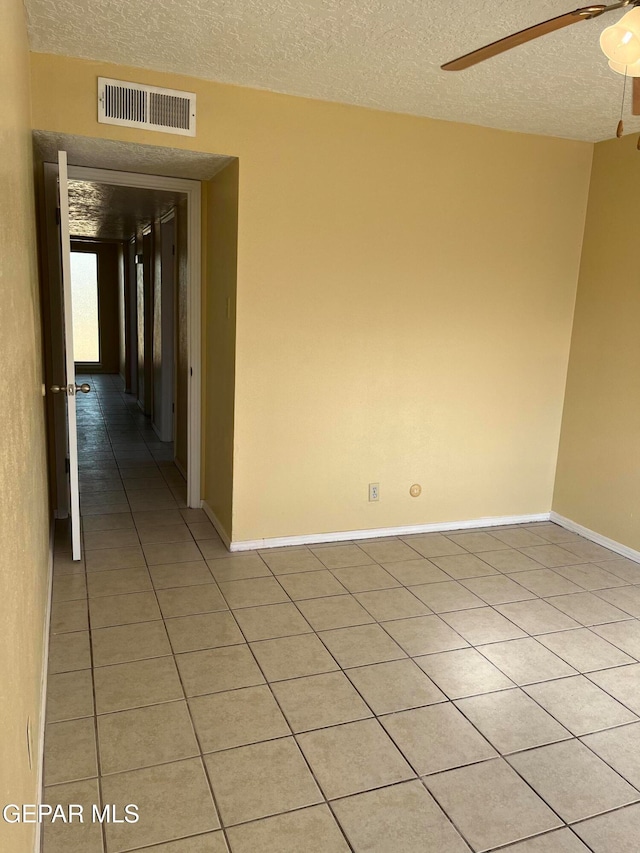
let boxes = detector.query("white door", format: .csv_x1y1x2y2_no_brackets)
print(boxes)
53,150,88,560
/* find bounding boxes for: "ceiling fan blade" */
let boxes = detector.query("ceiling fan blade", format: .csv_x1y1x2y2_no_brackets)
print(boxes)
633,77,640,114
441,4,621,71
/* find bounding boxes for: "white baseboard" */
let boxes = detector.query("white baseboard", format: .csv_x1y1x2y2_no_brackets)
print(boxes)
34,518,55,853
227,512,552,553
201,500,232,549
550,512,640,565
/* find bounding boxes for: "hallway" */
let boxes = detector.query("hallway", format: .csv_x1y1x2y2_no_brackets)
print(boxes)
43,379,640,852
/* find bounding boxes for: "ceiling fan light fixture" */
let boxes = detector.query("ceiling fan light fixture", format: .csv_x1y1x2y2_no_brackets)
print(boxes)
600,7,640,65
608,57,640,74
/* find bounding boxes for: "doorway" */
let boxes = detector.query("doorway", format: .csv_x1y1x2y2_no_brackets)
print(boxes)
38,161,202,551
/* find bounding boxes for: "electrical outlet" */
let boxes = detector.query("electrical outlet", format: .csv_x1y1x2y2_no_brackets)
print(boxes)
369,483,379,502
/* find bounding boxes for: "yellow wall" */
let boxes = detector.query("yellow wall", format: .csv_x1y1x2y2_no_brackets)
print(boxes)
204,161,238,534
30,53,594,542
554,132,640,552
0,4,51,852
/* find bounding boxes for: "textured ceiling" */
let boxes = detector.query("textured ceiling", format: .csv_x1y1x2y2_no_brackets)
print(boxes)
67,182,185,239
25,0,640,141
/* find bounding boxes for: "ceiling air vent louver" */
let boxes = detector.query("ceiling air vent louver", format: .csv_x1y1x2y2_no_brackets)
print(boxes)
98,77,196,137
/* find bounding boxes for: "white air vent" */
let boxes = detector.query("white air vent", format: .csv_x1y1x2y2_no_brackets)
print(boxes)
98,77,196,137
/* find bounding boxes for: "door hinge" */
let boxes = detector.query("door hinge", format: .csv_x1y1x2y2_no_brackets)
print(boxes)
172,244,175,255
65,458,70,473
55,207,61,225
172,403,175,412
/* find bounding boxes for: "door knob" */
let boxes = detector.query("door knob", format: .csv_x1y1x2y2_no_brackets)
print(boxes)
50,383,91,394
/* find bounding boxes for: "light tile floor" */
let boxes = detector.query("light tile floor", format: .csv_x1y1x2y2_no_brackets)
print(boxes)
43,374,640,852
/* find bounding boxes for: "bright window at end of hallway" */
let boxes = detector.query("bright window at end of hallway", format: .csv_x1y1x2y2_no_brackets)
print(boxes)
71,251,100,363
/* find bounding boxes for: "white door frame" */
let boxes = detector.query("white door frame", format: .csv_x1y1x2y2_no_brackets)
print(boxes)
67,165,202,507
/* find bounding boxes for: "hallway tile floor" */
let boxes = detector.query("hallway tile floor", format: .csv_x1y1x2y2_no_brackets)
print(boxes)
43,375,640,851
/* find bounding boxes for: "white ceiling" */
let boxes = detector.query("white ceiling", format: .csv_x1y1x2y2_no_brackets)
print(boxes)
25,0,640,141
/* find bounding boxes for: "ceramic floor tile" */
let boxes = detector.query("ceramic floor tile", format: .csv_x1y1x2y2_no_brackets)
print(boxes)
41,778,103,853
140,833,228,852
525,674,637,735
143,541,203,566
383,614,469,656
136,523,193,545
331,780,470,853
46,670,95,722
595,558,640,583
296,595,375,631
176,644,265,696
330,564,401,593
134,509,185,528
198,538,231,559
582,722,640,789
358,539,422,563
225,805,350,853
156,584,228,617
498,829,591,852
44,718,98,785
447,531,510,553
480,637,577,685
546,592,632,626
441,607,525,645
48,631,91,673
298,718,415,799
205,737,322,825
538,628,635,672
519,545,585,568
85,546,146,572
381,702,496,775
423,758,561,851
554,564,630,591
461,575,536,605
250,633,339,681
456,687,571,754
573,804,640,853
164,611,244,653
89,591,161,628
479,548,546,573
232,602,311,641
382,558,450,586
52,574,87,602
102,758,219,851
190,685,290,752
207,553,271,583
83,528,140,550
528,524,581,544
219,576,289,609
401,533,466,558
592,619,640,658
410,580,485,613
508,740,640,823
310,544,373,569
430,553,498,580
596,586,640,618
415,647,514,699
92,646,182,712
565,541,618,562
490,528,549,548
86,567,152,598
51,599,89,634
188,521,220,540
588,664,640,714
271,671,372,732
148,561,214,589
277,570,348,600
259,548,326,575
509,569,582,597
91,620,171,666
319,623,407,667
82,512,134,532
97,700,199,774
346,658,445,714
355,587,430,621
495,599,581,635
